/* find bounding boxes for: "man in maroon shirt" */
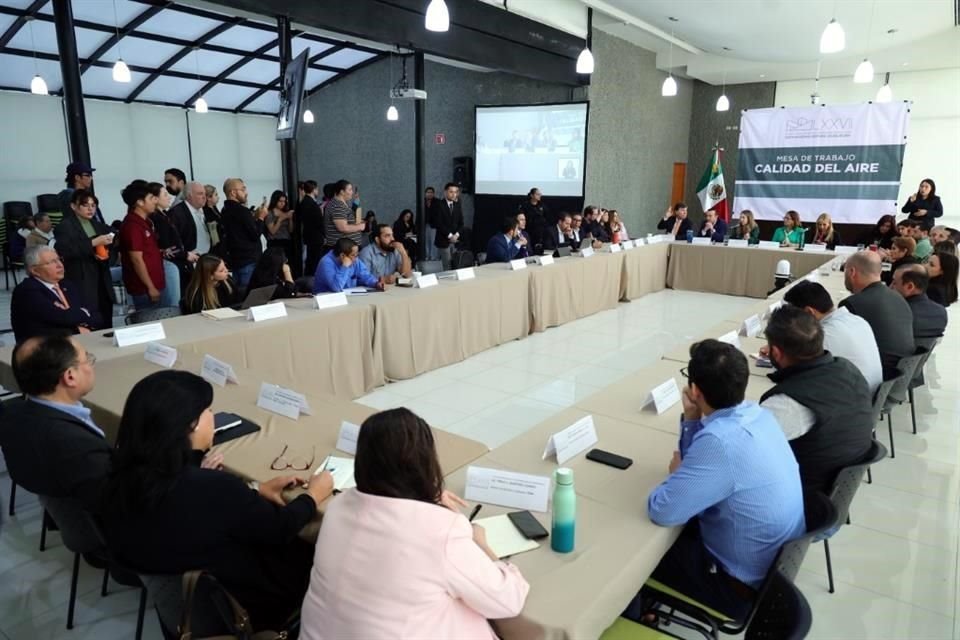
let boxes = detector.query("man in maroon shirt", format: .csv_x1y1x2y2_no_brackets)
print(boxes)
119,181,164,309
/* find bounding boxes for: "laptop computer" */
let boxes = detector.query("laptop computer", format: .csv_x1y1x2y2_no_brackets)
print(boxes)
239,285,278,309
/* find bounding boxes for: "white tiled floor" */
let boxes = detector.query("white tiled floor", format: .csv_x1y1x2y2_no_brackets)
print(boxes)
1,288,958,639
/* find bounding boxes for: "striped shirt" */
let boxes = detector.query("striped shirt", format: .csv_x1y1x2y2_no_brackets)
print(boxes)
647,401,806,587
323,198,361,247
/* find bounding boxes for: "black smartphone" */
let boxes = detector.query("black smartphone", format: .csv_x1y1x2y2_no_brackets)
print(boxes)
586,448,633,470
103,331,115,338
507,510,549,540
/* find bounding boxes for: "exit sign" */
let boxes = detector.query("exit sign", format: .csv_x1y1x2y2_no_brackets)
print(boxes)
435,133,445,144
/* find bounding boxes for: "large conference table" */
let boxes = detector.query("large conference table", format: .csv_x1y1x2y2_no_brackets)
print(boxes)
0,240,844,639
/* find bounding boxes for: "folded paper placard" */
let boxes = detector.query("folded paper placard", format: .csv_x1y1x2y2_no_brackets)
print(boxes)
542,415,598,465
609,243,622,253
579,247,595,258
727,239,749,248
757,240,781,250
455,267,476,281
465,466,551,513
314,292,348,310
804,243,827,253
643,378,681,415
336,421,361,455
114,322,165,348
691,237,711,246
256,382,311,420
536,255,555,266
144,342,177,368
717,330,742,349
740,315,762,338
247,302,287,322
201,354,238,387
509,258,527,271
415,274,439,288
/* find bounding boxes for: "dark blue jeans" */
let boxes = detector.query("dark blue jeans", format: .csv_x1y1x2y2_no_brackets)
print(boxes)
234,263,256,291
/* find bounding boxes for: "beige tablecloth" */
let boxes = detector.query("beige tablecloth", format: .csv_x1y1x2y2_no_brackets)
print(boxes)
666,243,835,298
528,252,625,333
620,243,670,301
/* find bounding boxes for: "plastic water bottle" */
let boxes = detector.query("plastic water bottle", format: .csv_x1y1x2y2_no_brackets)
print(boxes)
685,229,694,243
551,467,576,553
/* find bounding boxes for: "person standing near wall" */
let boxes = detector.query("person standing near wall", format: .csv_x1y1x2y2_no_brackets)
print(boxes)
519,187,548,250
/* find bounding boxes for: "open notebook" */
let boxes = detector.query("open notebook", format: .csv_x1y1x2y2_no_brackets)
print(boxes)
473,515,540,559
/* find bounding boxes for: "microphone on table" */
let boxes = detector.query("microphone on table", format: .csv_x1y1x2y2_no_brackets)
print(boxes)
767,259,794,296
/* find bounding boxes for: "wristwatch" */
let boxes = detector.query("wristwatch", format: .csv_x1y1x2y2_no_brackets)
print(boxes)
248,480,260,493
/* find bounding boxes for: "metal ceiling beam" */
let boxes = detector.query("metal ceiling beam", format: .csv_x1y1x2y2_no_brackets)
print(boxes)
0,0,47,50
232,78,279,113
182,37,278,108
79,2,171,75
125,16,244,103
304,51,387,98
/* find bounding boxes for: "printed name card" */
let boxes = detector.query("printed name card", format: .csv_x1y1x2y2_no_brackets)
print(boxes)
621,240,635,250
644,378,681,415
646,235,660,245
804,243,827,253
634,238,646,246
465,466,551,513
691,237,712,246
113,322,165,348
579,247,595,258
336,421,361,455
201,354,239,387
717,330,742,349
455,267,476,281
247,302,287,322
727,239,749,248
509,258,527,271
608,242,622,253
143,342,177,368
834,245,858,255
758,240,781,250
542,415,599,465
415,273,439,288
314,292,348,310
741,314,763,338
256,383,312,420
536,254,555,266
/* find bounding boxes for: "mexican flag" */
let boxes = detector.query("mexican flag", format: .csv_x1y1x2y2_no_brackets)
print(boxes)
696,148,729,221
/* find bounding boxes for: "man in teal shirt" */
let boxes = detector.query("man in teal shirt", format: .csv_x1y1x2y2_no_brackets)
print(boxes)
908,221,933,261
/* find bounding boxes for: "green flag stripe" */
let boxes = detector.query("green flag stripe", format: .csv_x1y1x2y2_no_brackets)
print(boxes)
696,151,720,192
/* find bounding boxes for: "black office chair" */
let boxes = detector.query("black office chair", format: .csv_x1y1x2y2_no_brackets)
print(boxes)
870,370,903,459
881,348,928,447
819,440,888,594
36,193,61,213
125,306,181,325
743,570,812,640
39,495,147,636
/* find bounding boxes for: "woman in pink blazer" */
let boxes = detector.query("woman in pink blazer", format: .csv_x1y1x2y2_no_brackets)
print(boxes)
300,408,530,639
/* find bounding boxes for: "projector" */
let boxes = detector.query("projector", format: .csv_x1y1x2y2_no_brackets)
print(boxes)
390,88,428,100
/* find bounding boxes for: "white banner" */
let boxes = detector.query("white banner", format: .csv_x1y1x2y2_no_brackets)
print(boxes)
734,102,910,224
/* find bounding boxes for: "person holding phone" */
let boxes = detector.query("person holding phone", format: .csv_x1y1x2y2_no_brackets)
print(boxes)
221,178,268,290
299,408,529,639
248,247,299,300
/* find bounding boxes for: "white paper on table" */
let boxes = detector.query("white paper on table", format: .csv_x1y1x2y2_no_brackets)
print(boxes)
536,254,555,266
415,273,439,288
727,239,749,248
319,456,356,491
757,240,781,250
114,322,165,347
804,243,827,253
509,258,527,271
717,330,742,349
609,243,622,253
464,466,551,513
246,301,287,322
314,292,349,310
143,342,177,368
834,245,859,255
579,247,595,258
473,515,540,558
646,235,659,245
201,354,238,387
643,378,681,415
542,415,599,465
691,237,711,246
621,240,635,250
454,267,476,280
201,307,244,320
256,383,301,420
336,421,361,455
740,315,763,338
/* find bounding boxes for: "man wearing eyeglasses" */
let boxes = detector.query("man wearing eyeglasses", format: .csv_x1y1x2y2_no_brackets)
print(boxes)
58,161,106,225
11,246,101,343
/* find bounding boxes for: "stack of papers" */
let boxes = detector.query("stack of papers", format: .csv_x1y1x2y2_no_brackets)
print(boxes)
344,287,371,296
473,515,540,559
201,307,245,320
319,456,356,491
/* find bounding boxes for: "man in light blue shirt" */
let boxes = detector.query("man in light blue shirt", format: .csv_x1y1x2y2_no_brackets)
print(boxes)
641,339,805,620
314,237,385,294
359,224,411,283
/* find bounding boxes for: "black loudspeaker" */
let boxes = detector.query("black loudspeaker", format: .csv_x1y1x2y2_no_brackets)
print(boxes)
453,156,474,194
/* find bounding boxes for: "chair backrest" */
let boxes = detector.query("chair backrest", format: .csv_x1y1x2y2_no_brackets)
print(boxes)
3,201,33,223
125,306,182,325
870,370,901,424
47,211,65,229
887,348,928,403
36,193,61,213
453,250,475,268
909,339,937,389
38,495,107,556
417,260,443,275
744,570,813,640
828,440,887,525
140,571,241,639
777,491,839,582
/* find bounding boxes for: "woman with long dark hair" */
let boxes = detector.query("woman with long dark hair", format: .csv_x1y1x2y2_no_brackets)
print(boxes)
247,247,297,300
393,209,418,257
859,214,897,249
901,178,943,230
265,190,293,262
299,408,529,639
102,371,334,631
926,252,958,307
181,254,239,313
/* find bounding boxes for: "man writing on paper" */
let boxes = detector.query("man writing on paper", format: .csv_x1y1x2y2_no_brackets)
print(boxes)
636,340,804,620
314,238,385,294
484,217,527,264
359,224,412,284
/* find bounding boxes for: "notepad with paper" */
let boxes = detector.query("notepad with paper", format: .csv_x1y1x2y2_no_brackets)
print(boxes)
201,307,245,320
318,456,356,491
473,515,540,558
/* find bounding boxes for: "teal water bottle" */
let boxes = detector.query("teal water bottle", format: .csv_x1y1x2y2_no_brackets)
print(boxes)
551,467,576,553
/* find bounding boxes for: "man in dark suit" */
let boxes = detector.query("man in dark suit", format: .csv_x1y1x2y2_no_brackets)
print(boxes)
698,209,728,243
657,202,693,240
168,181,211,258
298,180,325,276
891,263,948,339
840,250,915,375
484,217,527,264
221,177,268,290
11,246,101,343
0,335,108,512
542,213,576,255
434,182,464,270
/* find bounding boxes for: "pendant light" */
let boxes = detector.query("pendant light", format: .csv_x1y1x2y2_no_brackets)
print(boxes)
386,51,400,122
110,0,131,82
302,109,315,123
853,0,876,83
876,72,892,102
192,48,208,113
661,25,677,97
576,8,595,74
386,105,399,121
819,19,845,53
716,70,729,111
26,18,48,95
425,0,449,32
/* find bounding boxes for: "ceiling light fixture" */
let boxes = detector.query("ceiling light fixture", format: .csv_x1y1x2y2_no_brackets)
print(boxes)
302,109,314,123
425,0,449,32
194,97,209,113
387,50,401,122
577,8,595,74
26,18,48,95
819,0,845,54
192,48,207,114
810,60,822,105
110,0,130,82
387,105,399,121
716,69,729,111
662,23,677,97
876,72,892,102
854,0,877,83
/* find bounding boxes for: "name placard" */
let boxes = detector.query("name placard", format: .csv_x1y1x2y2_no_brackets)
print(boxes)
646,235,660,245
717,330,742,349
256,383,312,420
509,258,527,271
336,420,361,455
465,466,551,513
741,314,763,338
758,240,781,250
455,267,476,281
579,247,595,258
201,354,239,387
608,243,622,253
415,273,439,288
247,302,287,322
644,378,681,415
542,415,599,465
621,240,635,250
536,254,555,266
143,342,177,368
727,239,749,248
114,322,165,348
691,237,712,246
314,292,348,310
804,243,827,253
834,245,858,255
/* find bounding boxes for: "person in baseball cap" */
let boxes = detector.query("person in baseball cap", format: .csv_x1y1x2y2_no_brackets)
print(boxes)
59,162,105,225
